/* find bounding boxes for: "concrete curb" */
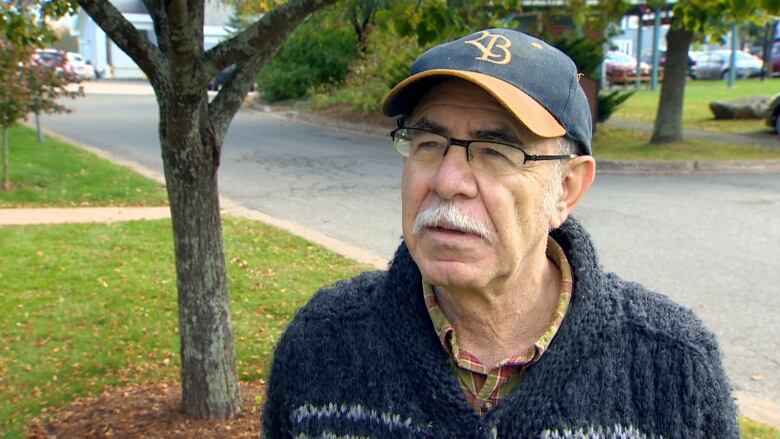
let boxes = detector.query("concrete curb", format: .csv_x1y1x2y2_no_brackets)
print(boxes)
596,158,780,174
256,105,780,175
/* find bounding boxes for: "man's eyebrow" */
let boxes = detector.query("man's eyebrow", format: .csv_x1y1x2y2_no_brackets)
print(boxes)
471,127,520,145
409,118,445,133
409,118,523,145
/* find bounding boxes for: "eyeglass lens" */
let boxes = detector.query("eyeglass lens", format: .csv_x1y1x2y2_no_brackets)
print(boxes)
393,128,527,175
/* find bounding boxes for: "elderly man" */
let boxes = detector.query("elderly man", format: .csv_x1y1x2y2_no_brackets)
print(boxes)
262,28,738,438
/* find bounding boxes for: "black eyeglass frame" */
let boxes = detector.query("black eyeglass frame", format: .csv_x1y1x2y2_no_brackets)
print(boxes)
390,127,577,164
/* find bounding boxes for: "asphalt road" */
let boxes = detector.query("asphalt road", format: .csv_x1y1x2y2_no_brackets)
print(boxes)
42,92,780,417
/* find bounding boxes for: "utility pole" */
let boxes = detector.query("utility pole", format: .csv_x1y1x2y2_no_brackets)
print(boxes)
728,23,738,87
651,6,662,91
635,8,644,90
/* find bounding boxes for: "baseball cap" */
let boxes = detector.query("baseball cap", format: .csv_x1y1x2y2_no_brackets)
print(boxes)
382,28,592,155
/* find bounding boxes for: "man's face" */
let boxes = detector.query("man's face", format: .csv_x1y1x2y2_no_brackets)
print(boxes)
401,79,562,292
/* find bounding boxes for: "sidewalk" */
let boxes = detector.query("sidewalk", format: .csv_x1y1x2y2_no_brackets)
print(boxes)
67,79,156,96
0,206,169,226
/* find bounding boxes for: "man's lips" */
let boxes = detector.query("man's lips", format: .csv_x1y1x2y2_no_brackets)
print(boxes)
427,222,475,236
428,226,468,234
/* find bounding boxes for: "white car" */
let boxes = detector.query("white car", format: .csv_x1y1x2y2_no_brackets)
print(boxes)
66,52,97,80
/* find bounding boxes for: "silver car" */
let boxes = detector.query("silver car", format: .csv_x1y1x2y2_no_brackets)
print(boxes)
691,50,763,80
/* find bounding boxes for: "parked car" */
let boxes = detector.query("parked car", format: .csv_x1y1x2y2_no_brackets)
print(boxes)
641,50,697,78
604,50,650,84
208,64,255,92
772,43,780,77
31,49,75,76
66,52,96,80
691,50,763,80
766,93,780,135
86,60,107,79
208,64,234,91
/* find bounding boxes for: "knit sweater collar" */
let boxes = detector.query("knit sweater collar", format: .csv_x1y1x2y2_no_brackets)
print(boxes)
375,216,611,424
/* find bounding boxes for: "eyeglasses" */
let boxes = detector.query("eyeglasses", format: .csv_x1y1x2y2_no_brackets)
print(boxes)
391,127,576,175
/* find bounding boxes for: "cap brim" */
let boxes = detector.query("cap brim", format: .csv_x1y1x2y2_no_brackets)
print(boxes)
382,69,566,138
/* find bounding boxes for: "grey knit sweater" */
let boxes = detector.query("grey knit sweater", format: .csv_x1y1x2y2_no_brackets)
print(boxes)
262,217,738,438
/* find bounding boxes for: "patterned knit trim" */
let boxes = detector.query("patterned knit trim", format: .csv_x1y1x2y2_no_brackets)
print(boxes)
540,423,662,439
294,433,373,439
291,403,421,433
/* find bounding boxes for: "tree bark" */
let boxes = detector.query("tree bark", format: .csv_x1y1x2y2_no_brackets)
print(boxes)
2,125,9,190
160,91,240,420
650,28,693,143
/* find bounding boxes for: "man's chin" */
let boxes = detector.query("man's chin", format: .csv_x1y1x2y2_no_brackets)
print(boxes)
419,263,489,292
411,248,492,288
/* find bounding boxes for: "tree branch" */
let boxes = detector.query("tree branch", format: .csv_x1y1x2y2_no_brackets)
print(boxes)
195,0,338,87
141,0,170,57
76,0,167,84
208,53,268,146
165,0,204,79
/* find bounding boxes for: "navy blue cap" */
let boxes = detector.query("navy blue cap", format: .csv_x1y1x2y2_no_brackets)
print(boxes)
382,28,592,155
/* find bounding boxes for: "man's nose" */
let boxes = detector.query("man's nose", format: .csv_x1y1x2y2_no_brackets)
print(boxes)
430,144,478,200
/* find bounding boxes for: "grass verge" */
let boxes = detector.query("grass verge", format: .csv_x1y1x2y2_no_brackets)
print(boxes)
0,217,368,437
613,78,780,133
594,126,780,161
0,124,168,207
741,417,780,439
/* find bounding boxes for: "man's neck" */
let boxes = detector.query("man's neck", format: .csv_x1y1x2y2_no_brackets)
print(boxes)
433,245,562,368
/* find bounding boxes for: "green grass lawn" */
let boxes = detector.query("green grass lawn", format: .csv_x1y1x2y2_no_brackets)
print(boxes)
594,126,780,161
0,218,368,437
0,125,168,207
742,417,780,439
613,77,780,133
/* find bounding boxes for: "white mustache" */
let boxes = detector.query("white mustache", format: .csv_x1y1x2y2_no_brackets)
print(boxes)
412,202,494,243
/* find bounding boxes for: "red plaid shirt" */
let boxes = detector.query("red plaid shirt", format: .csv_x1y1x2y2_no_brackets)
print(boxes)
423,237,573,414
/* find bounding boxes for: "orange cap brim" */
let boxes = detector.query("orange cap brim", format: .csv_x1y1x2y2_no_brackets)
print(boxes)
382,69,566,138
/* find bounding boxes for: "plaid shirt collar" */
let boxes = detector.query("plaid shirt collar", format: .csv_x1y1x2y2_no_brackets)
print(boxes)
423,236,573,414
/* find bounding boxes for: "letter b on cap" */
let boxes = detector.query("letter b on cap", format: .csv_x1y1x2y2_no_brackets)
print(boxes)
465,31,512,65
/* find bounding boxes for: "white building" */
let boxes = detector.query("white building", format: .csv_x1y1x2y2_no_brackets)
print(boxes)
72,0,234,79
610,9,671,60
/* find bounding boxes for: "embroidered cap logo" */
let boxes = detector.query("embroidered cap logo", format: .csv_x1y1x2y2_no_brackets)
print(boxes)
464,30,512,65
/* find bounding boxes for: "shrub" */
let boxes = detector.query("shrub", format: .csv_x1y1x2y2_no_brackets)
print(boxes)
310,24,420,114
258,10,358,102
598,90,634,123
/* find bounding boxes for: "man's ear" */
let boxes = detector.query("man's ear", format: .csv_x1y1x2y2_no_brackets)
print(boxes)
550,156,596,229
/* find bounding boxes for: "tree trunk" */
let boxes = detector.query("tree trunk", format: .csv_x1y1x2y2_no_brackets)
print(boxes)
160,92,240,420
75,0,338,422
650,28,693,143
2,125,9,190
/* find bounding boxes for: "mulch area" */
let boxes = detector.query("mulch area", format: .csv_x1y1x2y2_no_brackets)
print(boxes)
27,381,265,438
